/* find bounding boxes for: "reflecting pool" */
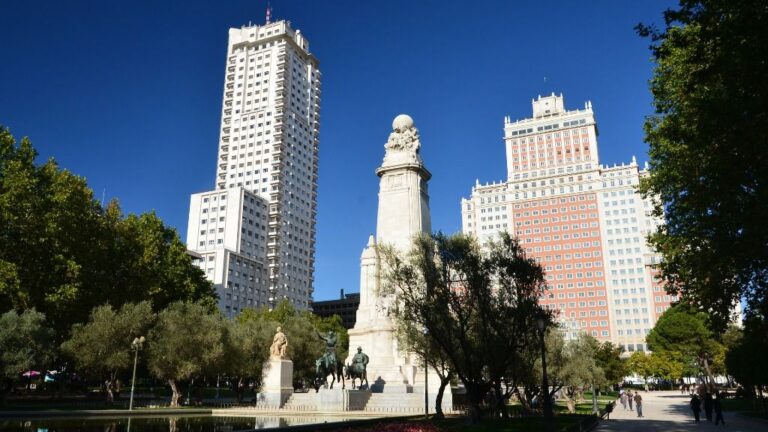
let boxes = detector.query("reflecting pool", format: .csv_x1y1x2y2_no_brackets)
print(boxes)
0,414,362,431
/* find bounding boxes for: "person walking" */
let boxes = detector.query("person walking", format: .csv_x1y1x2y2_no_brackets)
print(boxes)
620,390,627,410
713,391,725,425
690,393,702,422
634,392,643,418
627,389,634,410
704,391,714,422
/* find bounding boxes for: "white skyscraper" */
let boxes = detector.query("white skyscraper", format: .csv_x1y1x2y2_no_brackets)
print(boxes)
187,19,320,315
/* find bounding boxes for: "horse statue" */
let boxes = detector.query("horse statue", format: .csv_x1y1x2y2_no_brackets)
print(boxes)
345,346,369,389
314,358,344,392
345,363,369,389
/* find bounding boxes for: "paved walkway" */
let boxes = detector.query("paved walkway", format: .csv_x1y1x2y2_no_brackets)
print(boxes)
594,391,766,432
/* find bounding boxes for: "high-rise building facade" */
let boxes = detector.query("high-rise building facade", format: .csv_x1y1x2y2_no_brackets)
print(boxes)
187,19,320,316
461,94,673,353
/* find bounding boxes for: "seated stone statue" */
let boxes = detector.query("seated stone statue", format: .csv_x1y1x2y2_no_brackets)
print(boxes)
269,326,288,358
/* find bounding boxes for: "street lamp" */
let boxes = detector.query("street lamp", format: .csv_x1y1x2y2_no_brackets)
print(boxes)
129,336,145,411
535,312,553,432
423,328,429,420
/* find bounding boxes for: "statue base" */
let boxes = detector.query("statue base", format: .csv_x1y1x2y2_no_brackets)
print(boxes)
260,358,293,408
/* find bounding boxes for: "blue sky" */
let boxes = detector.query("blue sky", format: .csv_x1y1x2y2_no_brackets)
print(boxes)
0,0,673,301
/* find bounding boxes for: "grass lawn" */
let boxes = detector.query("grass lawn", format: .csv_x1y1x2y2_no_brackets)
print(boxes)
553,391,617,414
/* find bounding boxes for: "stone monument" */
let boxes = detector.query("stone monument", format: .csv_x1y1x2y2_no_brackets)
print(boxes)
346,114,451,411
261,326,293,407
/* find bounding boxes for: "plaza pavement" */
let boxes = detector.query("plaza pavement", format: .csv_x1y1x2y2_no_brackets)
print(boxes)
594,390,767,432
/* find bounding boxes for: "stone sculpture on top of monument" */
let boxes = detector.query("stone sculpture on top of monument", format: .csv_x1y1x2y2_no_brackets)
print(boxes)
270,326,288,358
346,114,452,412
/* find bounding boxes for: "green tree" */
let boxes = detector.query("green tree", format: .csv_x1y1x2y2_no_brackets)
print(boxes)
648,351,685,385
0,127,107,335
725,317,768,408
0,309,54,405
0,127,216,339
511,328,568,415
646,304,723,385
393,304,454,419
627,351,653,389
146,302,225,407
220,317,274,402
594,341,628,385
61,302,154,402
636,0,768,331
381,232,548,421
557,334,607,413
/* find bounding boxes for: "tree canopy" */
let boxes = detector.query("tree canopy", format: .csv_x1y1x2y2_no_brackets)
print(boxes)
61,302,154,401
0,127,216,340
646,304,723,383
637,0,768,330
0,309,54,402
146,301,226,407
381,232,549,421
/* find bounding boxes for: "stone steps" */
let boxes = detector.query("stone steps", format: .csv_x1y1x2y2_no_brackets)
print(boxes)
363,392,428,413
282,392,318,411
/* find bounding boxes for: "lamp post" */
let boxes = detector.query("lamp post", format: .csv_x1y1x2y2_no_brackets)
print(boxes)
423,328,429,420
536,313,553,432
129,336,145,411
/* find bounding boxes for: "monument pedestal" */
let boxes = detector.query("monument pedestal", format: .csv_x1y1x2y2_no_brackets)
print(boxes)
261,358,293,408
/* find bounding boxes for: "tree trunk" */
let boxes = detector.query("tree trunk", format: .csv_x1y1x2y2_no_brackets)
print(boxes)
236,377,245,403
433,376,449,420
1,378,11,407
104,374,115,403
465,383,486,423
513,386,533,415
701,357,716,391
492,382,509,419
168,379,181,407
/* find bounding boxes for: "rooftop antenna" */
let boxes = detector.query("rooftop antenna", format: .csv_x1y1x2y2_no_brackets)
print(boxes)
265,1,272,24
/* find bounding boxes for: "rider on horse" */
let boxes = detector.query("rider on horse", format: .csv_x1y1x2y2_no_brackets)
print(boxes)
346,346,369,389
316,330,337,374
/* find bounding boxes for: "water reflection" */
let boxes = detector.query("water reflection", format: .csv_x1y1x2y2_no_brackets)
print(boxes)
1,414,357,431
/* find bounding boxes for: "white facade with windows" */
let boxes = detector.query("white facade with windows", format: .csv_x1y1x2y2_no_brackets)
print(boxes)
187,188,270,316
187,19,320,315
461,94,671,351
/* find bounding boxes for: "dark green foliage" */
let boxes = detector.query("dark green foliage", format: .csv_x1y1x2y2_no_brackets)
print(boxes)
61,302,154,401
0,309,54,403
593,342,628,385
725,317,768,397
221,317,274,402
146,301,226,407
637,0,768,331
646,304,723,381
0,127,216,341
381,232,549,421
237,299,349,387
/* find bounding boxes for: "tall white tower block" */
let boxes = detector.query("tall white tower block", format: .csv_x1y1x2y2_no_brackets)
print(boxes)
187,19,320,314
